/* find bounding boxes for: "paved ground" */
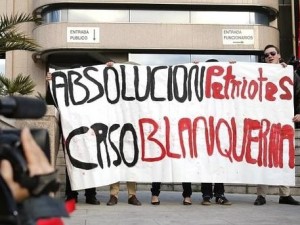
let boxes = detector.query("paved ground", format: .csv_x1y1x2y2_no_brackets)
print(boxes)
63,191,300,225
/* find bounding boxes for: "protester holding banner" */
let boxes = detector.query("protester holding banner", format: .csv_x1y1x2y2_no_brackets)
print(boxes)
201,183,231,206
254,44,300,206
107,182,141,206
46,71,100,205
105,61,142,206
151,182,192,205
193,59,232,206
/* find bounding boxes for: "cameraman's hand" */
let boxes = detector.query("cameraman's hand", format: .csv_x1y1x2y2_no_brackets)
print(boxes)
0,128,54,202
0,160,29,202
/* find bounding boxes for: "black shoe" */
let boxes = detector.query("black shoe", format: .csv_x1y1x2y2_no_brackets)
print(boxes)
151,195,160,205
86,196,100,205
183,197,192,205
216,195,232,205
201,197,211,206
151,201,160,205
279,195,300,205
128,195,142,206
254,195,266,205
107,195,118,206
65,195,78,203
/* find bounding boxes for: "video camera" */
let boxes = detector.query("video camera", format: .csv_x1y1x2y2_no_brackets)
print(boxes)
0,96,50,184
0,96,55,224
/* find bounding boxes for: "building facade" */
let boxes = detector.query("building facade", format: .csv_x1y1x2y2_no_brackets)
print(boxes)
0,0,281,95
2,0,300,195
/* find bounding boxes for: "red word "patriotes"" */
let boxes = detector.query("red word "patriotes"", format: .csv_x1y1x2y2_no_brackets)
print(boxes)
139,116,295,169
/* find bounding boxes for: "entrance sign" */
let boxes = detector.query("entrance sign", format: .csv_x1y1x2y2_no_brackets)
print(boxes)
67,27,100,43
49,62,295,190
222,29,254,45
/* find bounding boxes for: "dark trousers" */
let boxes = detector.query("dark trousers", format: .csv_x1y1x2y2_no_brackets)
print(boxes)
65,169,96,199
151,182,192,198
201,183,225,198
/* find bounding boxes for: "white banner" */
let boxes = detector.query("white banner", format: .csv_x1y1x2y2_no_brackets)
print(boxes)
49,62,296,190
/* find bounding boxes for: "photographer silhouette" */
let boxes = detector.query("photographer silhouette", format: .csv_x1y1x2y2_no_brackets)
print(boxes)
0,96,71,225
